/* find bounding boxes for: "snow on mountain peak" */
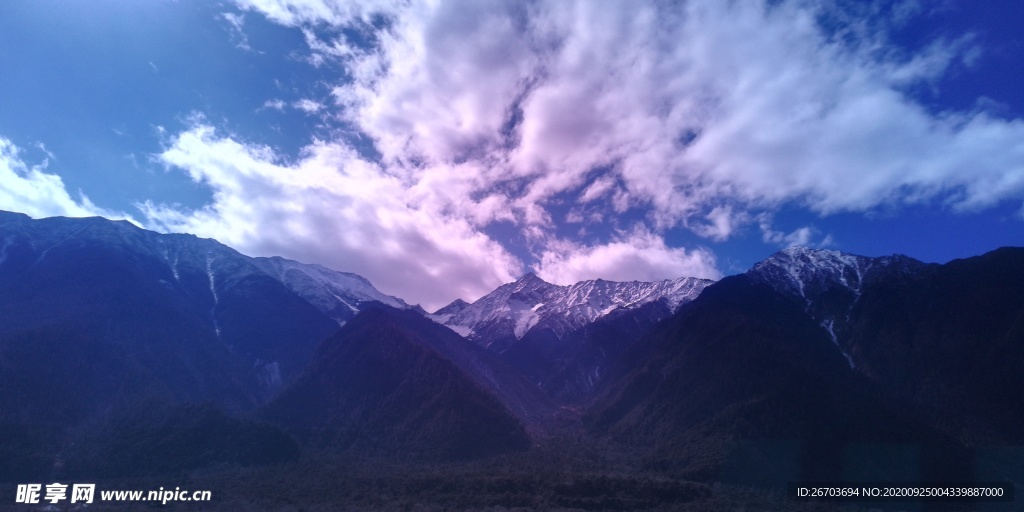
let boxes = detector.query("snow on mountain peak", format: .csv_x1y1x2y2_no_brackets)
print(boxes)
748,246,874,300
441,274,715,347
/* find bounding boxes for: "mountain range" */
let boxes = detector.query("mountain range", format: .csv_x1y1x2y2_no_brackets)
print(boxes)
1,211,1021,508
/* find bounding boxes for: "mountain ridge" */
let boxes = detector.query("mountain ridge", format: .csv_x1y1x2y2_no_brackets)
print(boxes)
3,210,1022,498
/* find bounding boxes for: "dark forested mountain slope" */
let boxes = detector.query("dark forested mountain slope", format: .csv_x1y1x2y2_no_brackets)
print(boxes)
589,275,970,484
748,246,1024,444
262,305,532,460
841,247,1024,444
590,247,1024,486
505,299,675,403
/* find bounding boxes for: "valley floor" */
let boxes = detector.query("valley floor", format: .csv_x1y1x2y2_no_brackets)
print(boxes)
5,440,1012,512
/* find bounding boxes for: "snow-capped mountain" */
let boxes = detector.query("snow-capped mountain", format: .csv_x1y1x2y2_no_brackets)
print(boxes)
747,246,931,367
429,272,713,402
253,256,417,324
437,272,713,352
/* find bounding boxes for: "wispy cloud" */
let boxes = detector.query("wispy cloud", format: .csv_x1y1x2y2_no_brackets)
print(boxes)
34,142,57,162
292,98,323,114
233,0,404,28
759,219,832,250
261,99,287,111
220,12,253,51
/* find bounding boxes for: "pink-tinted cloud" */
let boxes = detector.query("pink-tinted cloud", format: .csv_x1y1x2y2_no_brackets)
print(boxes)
241,0,1024,219
149,0,1024,301
143,124,522,310
535,228,721,285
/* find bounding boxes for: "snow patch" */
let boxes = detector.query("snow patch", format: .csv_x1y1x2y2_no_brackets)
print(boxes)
257,360,282,391
512,306,540,339
170,253,180,281
431,313,453,323
206,255,221,337
822,319,855,368
448,324,474,338
426,313,472,337
206,256,219,305
330,292,359,313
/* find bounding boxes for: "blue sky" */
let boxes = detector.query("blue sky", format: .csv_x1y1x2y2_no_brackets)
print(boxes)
1,0,1022,310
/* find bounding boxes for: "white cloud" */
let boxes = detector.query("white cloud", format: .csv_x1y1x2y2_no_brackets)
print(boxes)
232,0,403,27
691,205,745,242
330,0,541,168
240,0,1024,231
758,215,831,249
0,137,127,221
579,176,615,204
261,99,287,111
765,226,814,248
292,98,324,114
142,124,522,310
535,228,721,285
